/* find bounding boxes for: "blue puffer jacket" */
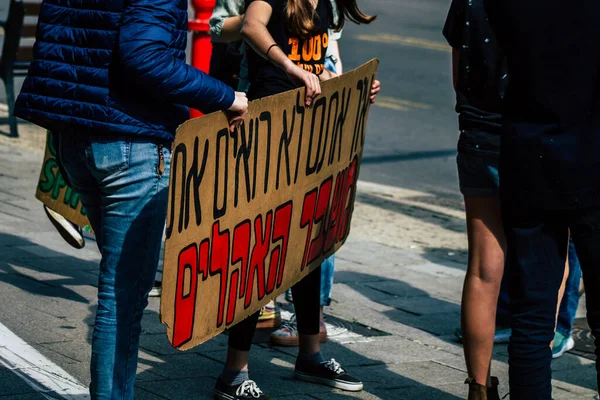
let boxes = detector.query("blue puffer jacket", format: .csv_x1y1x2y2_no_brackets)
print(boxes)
14,0,235,141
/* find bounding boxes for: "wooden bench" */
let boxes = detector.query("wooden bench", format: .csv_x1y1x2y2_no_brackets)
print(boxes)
0,0,40,137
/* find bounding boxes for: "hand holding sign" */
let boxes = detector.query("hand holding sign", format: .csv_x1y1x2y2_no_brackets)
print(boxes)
285,63,322,107
226,91,249,132
370,80,381,103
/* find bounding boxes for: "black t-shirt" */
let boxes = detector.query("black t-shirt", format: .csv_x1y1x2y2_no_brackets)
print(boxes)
486,0,600,209
247,0,330,100
443,0,507,138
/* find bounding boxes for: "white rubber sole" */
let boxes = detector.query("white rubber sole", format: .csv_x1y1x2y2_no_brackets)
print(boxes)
552,336,575,359
294,370,364,392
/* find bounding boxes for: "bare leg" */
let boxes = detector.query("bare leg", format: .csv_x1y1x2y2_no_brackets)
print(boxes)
552,245,570,348
462,196,506,386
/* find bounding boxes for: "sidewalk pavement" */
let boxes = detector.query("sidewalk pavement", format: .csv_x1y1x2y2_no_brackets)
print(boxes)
0,121,597,399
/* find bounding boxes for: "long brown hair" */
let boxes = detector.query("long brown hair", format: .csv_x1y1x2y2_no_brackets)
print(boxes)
285,0,376,38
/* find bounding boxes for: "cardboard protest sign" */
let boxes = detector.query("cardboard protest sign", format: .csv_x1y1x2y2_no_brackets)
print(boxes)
161,60,379,349
35,132,92,231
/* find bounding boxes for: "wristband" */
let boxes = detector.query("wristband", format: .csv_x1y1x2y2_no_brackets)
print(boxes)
266,43,279,60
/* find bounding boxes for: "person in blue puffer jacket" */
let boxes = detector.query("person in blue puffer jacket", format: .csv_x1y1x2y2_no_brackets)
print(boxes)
14,1,248,399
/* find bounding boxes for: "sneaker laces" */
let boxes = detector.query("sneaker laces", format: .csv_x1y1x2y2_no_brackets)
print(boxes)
323,358,345,375
278,314,298,334
236,380,263,398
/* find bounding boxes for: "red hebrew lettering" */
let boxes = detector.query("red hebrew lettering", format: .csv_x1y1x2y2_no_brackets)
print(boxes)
324,169,346,253
245,212,272,308
338,158,358,242
309,177,333,263
232,221,251,298
173,244,198,348
198,239,210,280
226,270,239,325
267,201,293,292
300,189,318,271
210,222,231,328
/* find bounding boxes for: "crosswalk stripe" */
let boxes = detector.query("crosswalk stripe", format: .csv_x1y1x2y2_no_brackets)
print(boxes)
0,321,90,399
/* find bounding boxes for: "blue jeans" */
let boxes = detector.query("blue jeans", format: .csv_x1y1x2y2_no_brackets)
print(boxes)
320,255,335,307
58,134,171,399
496,238,582,336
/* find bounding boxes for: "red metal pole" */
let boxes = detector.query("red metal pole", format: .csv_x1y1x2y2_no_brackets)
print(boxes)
189,0,216,118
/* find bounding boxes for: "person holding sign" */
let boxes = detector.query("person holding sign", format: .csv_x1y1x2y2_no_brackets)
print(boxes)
210,1,380,399
208,0,346,346
13,0,248,399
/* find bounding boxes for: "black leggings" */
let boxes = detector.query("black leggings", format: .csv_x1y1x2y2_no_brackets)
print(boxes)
228,266,322,351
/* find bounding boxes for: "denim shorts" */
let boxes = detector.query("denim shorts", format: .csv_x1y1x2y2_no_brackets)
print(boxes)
456,129,500,197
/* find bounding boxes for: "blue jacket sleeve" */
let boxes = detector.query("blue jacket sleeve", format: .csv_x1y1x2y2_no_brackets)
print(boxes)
118,0,235,114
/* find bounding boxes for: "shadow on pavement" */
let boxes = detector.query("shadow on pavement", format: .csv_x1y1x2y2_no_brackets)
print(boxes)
0,233,96,304
361,149,456,165
355,191,466,234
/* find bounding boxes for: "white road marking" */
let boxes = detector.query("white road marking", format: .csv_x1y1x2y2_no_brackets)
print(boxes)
355,33,450,52
0,321,90,399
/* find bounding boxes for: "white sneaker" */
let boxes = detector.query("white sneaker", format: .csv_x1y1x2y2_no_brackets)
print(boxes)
44,206,85,249
148,281,162,297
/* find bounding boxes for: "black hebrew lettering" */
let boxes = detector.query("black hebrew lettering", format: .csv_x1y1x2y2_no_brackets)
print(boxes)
232,123,253,207
276,108,294,190
306,96,327,177
166,143,187,239
351,76,370,159
327,91,340,166
358,75,373,149
213,128,229,219
251,117,259,200
260,112,272,195
335,87,351,162
293,92,307,184
184,137,209,230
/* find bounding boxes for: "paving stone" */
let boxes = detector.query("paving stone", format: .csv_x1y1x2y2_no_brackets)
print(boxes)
139,332,228,357
309,384,465,400
134,387,168,400
374,361,466,387
136,377,216,400
145,353,223,380
334,337,461,367
17,255,99,272
552,361,598,394
379,295,460,316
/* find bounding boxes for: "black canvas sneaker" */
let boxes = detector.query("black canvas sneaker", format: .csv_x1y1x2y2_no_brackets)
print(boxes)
294,358,363,391
214,377,270,400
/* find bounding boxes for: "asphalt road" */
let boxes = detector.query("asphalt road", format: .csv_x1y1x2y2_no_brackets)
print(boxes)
338,0,459,197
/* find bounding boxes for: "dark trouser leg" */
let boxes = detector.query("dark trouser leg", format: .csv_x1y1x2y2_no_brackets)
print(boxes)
228,312,261,352
569,207,600,393
503,205,567,400
291,266,322,335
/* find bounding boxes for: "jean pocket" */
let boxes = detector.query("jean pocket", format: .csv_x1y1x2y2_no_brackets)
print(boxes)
87,136,131,174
